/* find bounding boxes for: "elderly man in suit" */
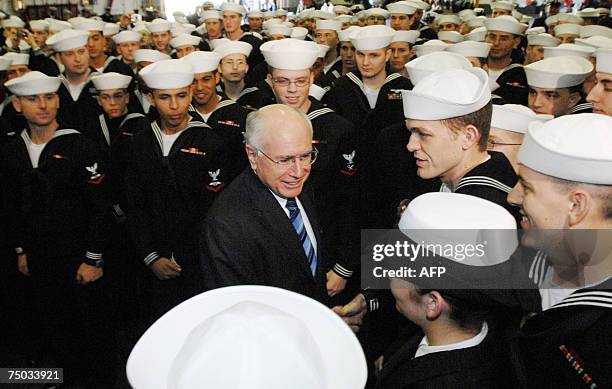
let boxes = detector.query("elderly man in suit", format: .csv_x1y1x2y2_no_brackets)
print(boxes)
200,104,330,304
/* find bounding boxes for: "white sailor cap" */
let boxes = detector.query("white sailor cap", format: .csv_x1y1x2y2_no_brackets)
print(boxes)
518,113,612,185
365,8,390,19
2,16,25,29
543,43,595,59
3,52,29,66
575,36,612,49
132,22,149,35
291,27,309,40
387,1,417,15
276,9,288,16
391,30,420,44
67,17,87,27
0,57,12,71
140,59,194,89
46,29,88,52
202,10,223,21
213,40,252,58
466,16,486,27
521,15,533,24
580,25,612,39
220,3,246,15
491,0,515,11
554,23,581,37
75,18,105,31
262,19,281,31
545,14,559,27
247,10,264,18
402,67,491,120
511,9,523,21
335,14,352,23
491,104,552,134
466,26,487,42
29,20,49,31
170,34,201,48
556,13,583,25
355,10,368,20
458,9,476,20
49,19,73,32
578,8,599,18
182,24,197,33
333,5,350,14
414,40,450,56
435,14,461,26
446,41,492,58
350,25,394,51
91,72,132,91
263,11,276,19
350,4,365,12
338,26,361,42
315,43,329,58
127,286,367,389
438,31,464,43
406,51,472,85
525,55,593,88
182,51,222,74
103,23,120,36
399,192,517,263
315,19,341,31
261,39,319,70
526,26,546,35
596,7,610,15
112,30,142,44
527,33,560,47
484,15,527,35
147,18,171,33
209,38,230,50
5,71,61,96
268,24,292,37
133,49,171,64
405,0,430,10
595,48,612,73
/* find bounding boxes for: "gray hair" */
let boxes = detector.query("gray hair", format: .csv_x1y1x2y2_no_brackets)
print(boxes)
244,104,313,150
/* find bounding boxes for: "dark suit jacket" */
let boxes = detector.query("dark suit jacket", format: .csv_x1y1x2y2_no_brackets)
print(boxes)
200,168,330,305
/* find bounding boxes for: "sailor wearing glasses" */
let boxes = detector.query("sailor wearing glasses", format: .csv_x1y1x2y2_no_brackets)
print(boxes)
201,104,331,305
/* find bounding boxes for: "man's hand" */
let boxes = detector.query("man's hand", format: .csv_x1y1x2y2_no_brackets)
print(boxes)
332,293,367,333
327,270,347,297
17,254,29,276
76,263,103,285
21,30,38,50
149,257,182,280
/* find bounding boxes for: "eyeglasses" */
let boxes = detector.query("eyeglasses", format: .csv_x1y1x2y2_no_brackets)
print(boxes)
487,140,521,149
271,77,310,88
256,147,319,166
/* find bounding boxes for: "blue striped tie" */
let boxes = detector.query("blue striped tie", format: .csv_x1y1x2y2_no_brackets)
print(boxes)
286,198,317,276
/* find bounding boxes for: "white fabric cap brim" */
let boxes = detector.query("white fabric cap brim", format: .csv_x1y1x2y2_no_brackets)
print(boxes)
113,31,142,44
554,23,581,36
76,19,105,31
484,16,527,35
261,39,319,70
213,41,253,58
127,286,367,389
403,67,491,120
391,30,420,44
491,1,515,11
103,23,120,36
527,33,560,47
446,41,492,58
350,25,395,51
466,28,487,42
182,51,222,73
414,40,450,57
148,20,172,32
3,53,29,66
525,55,593,88
438,31,464,43
47,30,89,52
170,34,201,48
5,71,61,96
580,25,612,39
406,51,472,85
491,104,552,134
30,20,49,31
139,59,194,89
221,3,246,15
387,2,417,15
291,27,309,40
543,44,595,59
202,10,223,21
575,36,612,50
92,72,132,90
268,25,292,36
133,49,171,63
316,19,341,31
0,57,12,71
518,114,612,185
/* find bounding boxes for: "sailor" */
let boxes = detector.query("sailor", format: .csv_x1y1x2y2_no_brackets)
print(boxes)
112,30,142,73
46,29,102,132
169,34,201,58
0,53,29,131
247,10,264,33
553,22,580,44
214,40,252,101
182,50,249,174
446,40,492,69
132,48,170,116
314,19,342,78
388,1,418,31
365,8,390,26
491,0,515,18
587,48,612,116
125,59,232,322
220,3,264,69
388,30,420,77
507,114,612,388
484,15,529,105
524,55,593,116
523,32,560,65
200,10,224,50
147,18,173,56
1,71,114,388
